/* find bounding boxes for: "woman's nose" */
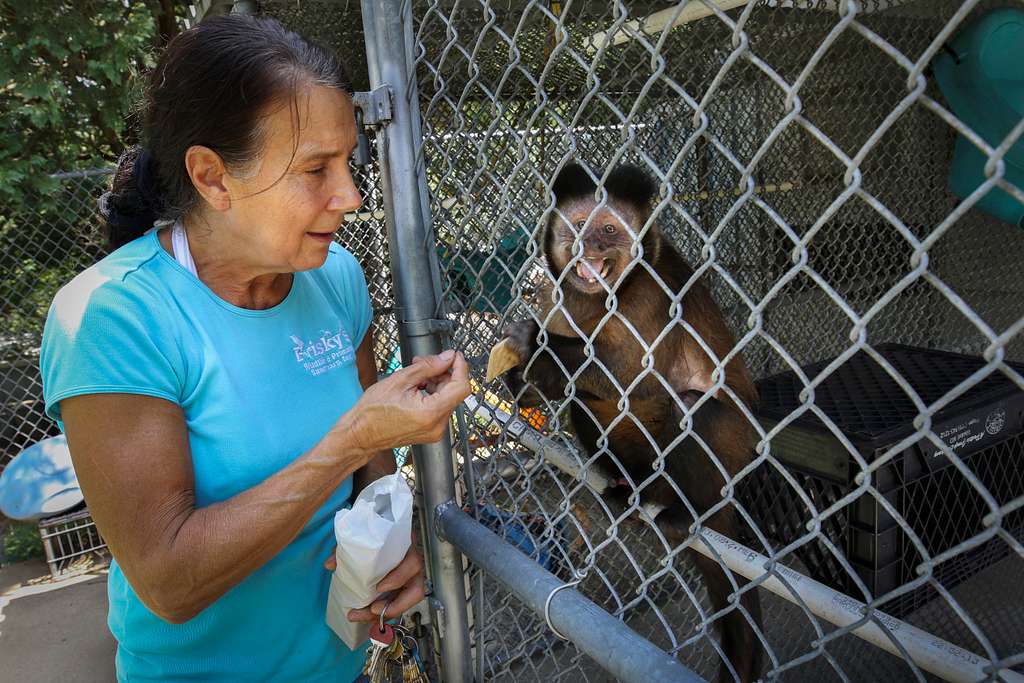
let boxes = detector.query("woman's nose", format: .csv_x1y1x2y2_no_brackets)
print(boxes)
327,173,362,213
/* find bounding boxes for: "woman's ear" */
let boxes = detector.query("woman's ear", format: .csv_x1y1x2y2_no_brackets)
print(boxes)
184,145,231,212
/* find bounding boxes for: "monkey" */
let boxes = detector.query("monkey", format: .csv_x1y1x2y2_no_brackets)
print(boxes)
501,163,763,682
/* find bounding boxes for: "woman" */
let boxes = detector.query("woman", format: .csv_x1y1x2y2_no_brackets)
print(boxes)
38,15,468,682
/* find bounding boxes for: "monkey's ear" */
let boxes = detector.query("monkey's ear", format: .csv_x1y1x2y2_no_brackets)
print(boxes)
551,162,596,203
606,164,658,208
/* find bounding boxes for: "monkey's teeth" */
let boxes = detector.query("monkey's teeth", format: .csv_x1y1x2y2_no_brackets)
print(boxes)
576,260,603,282
600,262,610,279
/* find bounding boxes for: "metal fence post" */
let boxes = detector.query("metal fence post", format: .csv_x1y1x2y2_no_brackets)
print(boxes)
359,1,474,681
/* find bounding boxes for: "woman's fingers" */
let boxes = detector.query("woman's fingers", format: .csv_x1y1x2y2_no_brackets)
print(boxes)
343,350,469,452
391,350,467,401
346,605,380,623
399,350,456,386
431,352,471,408
323,550,337,571
374,575,426,617
346,575,427,624
376,546,423,593
346,543,425,624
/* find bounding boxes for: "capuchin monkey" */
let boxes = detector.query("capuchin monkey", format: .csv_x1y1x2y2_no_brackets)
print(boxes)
502,163,763,682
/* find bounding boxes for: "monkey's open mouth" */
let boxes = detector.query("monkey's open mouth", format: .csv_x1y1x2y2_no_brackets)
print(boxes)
575,258,611,284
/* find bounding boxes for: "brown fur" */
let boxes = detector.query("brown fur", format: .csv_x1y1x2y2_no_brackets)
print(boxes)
505,170,763,682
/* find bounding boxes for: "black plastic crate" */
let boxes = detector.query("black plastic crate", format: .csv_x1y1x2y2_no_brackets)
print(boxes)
739,344,1024,617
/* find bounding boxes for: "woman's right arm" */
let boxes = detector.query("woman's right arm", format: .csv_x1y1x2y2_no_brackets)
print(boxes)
59,350,469,624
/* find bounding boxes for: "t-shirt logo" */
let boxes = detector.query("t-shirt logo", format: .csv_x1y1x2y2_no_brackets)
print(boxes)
290,321,355,377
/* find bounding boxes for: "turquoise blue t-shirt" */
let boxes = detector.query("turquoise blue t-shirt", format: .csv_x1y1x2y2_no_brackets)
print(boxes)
39,230,374,682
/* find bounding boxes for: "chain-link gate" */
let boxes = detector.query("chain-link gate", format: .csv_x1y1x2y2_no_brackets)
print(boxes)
358,0,1024,681
3,1,1023,681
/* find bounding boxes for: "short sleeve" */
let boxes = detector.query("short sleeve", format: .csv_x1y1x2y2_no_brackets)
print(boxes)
40,268,183,426
332,247,374,347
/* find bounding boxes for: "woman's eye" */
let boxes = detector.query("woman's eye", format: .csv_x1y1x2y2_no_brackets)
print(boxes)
307,167,325,175
603,224,616,234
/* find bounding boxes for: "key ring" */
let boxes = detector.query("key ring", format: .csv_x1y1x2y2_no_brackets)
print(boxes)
543,568,587,640
378,597,395,633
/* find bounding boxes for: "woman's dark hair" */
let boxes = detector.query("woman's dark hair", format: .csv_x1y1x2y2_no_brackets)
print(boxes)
99,15,352,249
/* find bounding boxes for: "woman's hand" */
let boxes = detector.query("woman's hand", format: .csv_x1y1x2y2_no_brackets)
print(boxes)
324,538,427,624
336,349,470,454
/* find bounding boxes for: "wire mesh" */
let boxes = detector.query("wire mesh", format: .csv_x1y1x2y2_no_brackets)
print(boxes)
403,0,1024,681
0,170,110,470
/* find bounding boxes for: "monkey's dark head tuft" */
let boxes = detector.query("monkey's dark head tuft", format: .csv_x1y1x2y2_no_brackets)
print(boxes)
551,163,597,204
606,164,658,207
545,162,663,296
551,163,658,208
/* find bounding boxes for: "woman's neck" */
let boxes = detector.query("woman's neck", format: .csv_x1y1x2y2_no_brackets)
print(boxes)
157,222,292,310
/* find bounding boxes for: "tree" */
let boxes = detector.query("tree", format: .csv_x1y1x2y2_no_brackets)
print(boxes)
0,0,185,203
0,1,184,343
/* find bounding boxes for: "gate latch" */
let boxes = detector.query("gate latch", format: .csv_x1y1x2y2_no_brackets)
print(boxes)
351,86,393,127
351,86,393,167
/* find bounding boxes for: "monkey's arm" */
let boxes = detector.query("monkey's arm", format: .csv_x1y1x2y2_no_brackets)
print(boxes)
503,319,620,404
681,283,757,409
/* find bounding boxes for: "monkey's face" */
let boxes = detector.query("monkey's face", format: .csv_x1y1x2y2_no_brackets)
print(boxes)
549,199,643,295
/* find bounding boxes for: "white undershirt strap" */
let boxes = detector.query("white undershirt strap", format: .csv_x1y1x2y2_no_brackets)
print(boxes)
170,220,198,276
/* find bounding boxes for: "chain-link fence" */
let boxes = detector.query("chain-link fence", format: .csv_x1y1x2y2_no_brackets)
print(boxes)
4,1,1023,681
0,170,111,471
394,0,1023,681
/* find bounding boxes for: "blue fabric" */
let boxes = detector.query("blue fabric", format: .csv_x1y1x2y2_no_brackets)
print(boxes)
40,231,374,682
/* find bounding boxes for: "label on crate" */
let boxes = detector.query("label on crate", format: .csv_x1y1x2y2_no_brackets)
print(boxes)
930,400,1014,465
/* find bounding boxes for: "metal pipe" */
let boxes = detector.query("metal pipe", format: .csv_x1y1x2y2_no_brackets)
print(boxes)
692,529,1024,683
436,504,706,683
454,405,488,683
468,393,1022,683
360,1,473,680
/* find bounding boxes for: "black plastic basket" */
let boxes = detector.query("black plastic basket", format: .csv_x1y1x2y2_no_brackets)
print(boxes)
740,344,1024,617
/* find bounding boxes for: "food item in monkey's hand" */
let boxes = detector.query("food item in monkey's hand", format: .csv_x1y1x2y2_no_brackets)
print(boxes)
486,338,523,382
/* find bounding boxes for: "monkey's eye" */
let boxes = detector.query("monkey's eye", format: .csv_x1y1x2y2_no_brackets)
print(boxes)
575,220,586,230
602,224,616,234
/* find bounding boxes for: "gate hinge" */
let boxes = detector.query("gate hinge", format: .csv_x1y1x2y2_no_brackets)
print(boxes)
351,86,393,127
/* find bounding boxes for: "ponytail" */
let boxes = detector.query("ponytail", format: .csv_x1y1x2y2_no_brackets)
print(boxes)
98,147,165,249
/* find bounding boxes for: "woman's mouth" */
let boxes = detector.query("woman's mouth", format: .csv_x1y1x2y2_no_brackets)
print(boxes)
307,231,335,244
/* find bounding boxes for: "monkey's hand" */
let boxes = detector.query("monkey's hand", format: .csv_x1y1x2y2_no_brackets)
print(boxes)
503,318,540,364
500,319,543,406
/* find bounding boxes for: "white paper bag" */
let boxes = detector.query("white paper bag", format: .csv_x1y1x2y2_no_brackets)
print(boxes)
325,472,413,649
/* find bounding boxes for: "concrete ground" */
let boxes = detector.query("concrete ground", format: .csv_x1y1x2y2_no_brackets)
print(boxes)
0,556,115,682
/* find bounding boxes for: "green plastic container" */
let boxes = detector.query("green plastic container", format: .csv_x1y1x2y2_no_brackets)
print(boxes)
933,8,1024,228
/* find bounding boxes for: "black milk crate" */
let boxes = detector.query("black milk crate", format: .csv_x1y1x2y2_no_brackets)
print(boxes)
739,344,1024,618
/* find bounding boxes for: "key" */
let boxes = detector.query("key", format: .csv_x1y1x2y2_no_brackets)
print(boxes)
366,624,407,683
363,624,395,682
399,634,429,683
380,637,407,683
401,649,428,683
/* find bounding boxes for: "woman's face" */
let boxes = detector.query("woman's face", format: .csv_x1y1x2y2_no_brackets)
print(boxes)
222,85,362,273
